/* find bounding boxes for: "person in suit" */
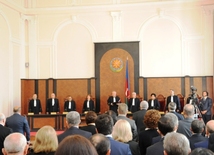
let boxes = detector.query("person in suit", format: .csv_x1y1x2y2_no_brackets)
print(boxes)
107,91,121,114
57,111,92,143
28,94,42,114
199,91,212,125
112,119,141,155
80,111,97,135
5,106,30,143
189,120,207,150
146,113,179,155
64,96,76,112
190,148,214,155
168,102,184,120
117,103,138,141
177,104,194,139
163,132,190,155
132,100,148,134
0,113,12,155
148,93,160,110
82,94,95,113
56,135,98,155
90,134,111,155
128,92,140,113
95,114,132,155
2,133,29,155
165,89,181,112
46,93,60,114
138,110,161,155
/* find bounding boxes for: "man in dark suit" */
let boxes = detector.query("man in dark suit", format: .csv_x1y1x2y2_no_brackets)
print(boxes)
64,96,76,112
95,114,132,155
28,94,42,114
58,111,92,143
117,103,138,140
148,93,160,110
189,120,207,150
132,100,148,134
5,106,30,143
46,93,60,114
199,91,212,125
146,113,178,155
0,113,12,155
168,102,184,120
177,104,194,139
163,132,190,155
82,94,95,113
128,92,140,113
107,91,121,114
165,89,181,112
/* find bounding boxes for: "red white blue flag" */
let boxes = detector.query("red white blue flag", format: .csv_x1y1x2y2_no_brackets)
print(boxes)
125,58,130,99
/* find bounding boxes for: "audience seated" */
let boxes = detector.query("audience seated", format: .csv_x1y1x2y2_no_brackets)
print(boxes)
90,133,111,155
163,132,190,155
105,110,117,125
189,120,207,150
57,111,92,143
112,119,140,155
117,103,138,140
177,104,194,138
0,113,12,155
55,135,98,155
2,133,29,155
209,133,214,152
189,148,214,155
95,114,132,155
138,109,161,155
132,100,148,134
168,102,184,120
28,126,58,155
146,113,178,155
80,111,97,135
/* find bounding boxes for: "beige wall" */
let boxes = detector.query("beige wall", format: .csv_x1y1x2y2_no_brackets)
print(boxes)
0,0,213,116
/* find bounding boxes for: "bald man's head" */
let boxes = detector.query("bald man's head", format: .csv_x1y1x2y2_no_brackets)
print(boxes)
206,120,214,136
13,106,21,113
2,133,28,155
183,104,194,118
0,113,6,125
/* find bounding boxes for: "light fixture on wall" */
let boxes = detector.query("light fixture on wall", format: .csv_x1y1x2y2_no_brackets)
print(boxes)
25,62,29,68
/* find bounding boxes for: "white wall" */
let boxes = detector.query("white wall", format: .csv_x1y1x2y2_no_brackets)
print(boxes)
0,0,213,115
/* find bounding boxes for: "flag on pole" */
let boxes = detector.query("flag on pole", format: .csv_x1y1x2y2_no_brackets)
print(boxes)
125,57,130,104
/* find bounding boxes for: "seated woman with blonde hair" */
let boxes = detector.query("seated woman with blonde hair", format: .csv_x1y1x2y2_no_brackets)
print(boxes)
28,125,58,155
112,119,140,155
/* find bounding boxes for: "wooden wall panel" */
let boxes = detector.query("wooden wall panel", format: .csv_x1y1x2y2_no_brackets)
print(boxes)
193,77,203,96
21,80,35,114
207,77,213,99
139,78,144,99
56,80,88,113
38,80,46,114
100,48,134,113
147,78,181,99
185,76,190,98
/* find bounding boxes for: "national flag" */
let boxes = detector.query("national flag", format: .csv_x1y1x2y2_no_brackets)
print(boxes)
125,57,130,104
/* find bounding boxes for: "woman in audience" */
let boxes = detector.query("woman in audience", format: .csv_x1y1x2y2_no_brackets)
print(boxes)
138,109,161,155
105,110,117,124
112,119,141,155
28,125,58,155
55,135,98,155
80,111,97,135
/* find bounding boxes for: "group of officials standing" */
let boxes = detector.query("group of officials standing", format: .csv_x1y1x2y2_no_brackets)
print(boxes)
28,93,95,114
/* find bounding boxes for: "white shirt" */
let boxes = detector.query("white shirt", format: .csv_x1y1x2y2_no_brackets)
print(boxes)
171,96,173,102
151,100,154,107
132,98,135,106
113,97,116,102
34,100,36,107
52,99,55,106
68,101,71,109
87,100,89,108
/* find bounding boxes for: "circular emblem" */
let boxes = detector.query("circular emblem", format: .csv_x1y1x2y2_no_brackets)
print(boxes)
110,57,123,72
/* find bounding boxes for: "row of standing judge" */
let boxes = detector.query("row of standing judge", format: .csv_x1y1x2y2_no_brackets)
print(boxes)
28,93,95,114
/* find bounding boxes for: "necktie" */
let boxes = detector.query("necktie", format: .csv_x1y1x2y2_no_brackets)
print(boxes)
52,99,54,106
68,101,71,109
132,99,135,106
34,100,36,107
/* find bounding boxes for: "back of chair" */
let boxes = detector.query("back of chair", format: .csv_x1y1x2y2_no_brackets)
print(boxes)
157,94,166,112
